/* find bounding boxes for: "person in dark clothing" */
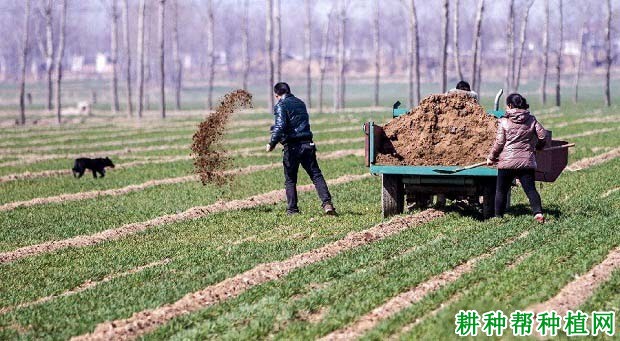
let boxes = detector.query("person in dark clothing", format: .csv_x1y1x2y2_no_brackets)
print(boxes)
266,82,336,215
487,93,548,223
447,80,479,101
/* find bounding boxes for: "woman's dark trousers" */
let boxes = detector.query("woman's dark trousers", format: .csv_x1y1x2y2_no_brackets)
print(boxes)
495,168,542,217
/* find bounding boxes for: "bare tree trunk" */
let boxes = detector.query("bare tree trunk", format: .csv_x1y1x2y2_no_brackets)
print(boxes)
555,0,563,107
337,2,347,109
304,0,312,108
514,0,534,91
476,38,483,94
373,0,380,107
41,0,54,111
440,0,449,92
121,0,133,117
540,0,549,104
266,0,274,109
172,0,182,109
274,0,281,81
158,0,166,118
18,0,32,125
453,0,463,81
471,0,484,91
405,0,420,107
605,0,612,106
206,0,215,110
505,0,515,93
144,15,151,111
318,9,332,113
137,0,146,118
110,0,120,113
55,0,67,125
573,21,587,103
241,0,250,91
332,8,340,111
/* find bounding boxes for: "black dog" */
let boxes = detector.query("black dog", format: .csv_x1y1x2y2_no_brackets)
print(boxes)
72,157,115,178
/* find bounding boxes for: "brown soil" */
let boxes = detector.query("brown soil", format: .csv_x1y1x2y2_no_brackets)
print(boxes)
376,93,497,166
567,147,620,171
191,90,253,185
0,259,170,315
72,209,442,341
321,231,530,340
0,173,370,265
528,247,620,315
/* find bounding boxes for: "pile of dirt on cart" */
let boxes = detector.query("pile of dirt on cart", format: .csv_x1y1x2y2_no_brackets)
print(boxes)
191,89,253,185
376,92,497,166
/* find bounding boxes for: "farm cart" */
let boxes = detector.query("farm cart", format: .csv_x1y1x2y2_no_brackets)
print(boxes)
363,92,571,219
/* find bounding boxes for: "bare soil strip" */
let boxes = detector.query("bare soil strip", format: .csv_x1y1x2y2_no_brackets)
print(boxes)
0,136,365,168
508,251,533,270
0,156,191,183
0,173,370,265
0,127,192,149
0,259,171,315
233,137,365,157
72,209,443,341
557,126,620,140
551,116,620,128
0,139,364,182
0,124,358,156
320,231,529,340
601,187,620,198
527,247,620,315
566,147,620,171
0,136,189,156
388,293,463,340
0,150,363,212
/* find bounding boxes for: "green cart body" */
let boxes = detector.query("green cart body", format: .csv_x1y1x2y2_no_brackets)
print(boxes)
364,100,569,219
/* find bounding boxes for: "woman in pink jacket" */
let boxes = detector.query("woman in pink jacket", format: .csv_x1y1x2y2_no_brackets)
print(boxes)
487,93,548,223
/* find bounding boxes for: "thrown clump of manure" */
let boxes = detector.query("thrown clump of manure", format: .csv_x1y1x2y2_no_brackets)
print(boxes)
191,89,253,185
376,92,497,166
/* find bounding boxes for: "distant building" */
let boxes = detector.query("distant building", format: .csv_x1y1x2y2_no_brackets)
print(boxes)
95,53,112,74
71,56,85,72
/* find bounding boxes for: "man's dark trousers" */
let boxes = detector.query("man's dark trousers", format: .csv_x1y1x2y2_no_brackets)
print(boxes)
283,141,332,212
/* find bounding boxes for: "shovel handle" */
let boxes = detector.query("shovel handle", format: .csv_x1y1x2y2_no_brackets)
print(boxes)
541,143,575,152
460,161,489,170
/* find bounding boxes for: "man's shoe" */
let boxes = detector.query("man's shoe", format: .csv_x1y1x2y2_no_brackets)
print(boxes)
323,203,336,216
534,213,545,224
287,209,300,215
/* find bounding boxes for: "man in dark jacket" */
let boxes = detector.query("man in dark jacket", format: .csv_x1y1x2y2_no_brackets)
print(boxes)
266,82,336,215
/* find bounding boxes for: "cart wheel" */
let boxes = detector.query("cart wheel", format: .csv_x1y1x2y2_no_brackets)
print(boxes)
382,174,404,218
482,181,496,219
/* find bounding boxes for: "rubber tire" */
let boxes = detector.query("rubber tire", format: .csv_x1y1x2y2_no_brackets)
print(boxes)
482,181,496,220
382,174,404,218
